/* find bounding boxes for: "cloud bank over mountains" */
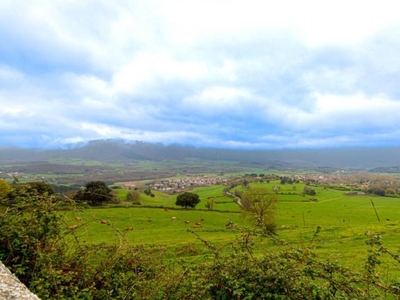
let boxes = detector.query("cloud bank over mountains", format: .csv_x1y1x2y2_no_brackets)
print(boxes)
1,1,400,149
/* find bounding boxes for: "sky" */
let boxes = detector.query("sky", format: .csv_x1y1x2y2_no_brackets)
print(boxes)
1,0,400,149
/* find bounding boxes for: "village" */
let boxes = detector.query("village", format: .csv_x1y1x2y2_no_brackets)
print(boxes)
123,176,229,194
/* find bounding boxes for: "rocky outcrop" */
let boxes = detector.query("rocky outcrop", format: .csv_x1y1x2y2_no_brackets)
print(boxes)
0,261,40,300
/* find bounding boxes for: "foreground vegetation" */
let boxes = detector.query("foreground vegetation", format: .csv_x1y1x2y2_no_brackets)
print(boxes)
1,178,400,299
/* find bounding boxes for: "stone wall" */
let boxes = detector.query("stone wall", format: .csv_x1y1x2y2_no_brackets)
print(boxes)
0,261,40,300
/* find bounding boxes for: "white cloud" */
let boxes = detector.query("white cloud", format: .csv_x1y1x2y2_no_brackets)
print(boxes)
269,92,400,134
153,0,400,47
112,52,208,94
65,74,112,98
1,1,400,149
182,86,256,115
0,66,25,82
289,1,399,47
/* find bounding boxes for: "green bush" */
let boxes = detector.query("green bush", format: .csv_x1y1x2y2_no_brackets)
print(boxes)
0,185,62,284
303,186,316,196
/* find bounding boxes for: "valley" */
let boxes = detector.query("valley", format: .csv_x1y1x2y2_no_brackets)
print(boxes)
2,142,400,298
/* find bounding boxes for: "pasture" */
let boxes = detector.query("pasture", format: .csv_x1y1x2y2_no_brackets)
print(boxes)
63,207,243,247
64,180,400,272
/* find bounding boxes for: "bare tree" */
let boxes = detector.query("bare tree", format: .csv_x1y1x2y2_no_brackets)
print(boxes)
241,188,277,234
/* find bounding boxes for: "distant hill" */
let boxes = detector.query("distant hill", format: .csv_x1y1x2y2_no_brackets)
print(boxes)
1,139,400,170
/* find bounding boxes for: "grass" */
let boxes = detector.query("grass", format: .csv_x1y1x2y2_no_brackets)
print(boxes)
63,207,243,247
63,179,400,273
274,188,400,271
190,185,239,211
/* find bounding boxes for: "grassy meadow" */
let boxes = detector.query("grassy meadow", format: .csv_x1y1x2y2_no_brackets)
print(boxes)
63,180,400,273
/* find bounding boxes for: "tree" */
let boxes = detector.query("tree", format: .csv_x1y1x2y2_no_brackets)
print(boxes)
0,179,12,199
303,186,316,196
368,184,386,196
205,197,215,210
26,181,55,196
126,190,141,205
143,188,155,197
175,192,200,209
73,181,114,205
385,188,396,195
241,188,277,234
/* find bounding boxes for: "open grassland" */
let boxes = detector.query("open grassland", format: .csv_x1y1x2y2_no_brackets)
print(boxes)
64,207,242,246
66,185,243,249
276,194,400,268
62,180,400,274
245,181,400,269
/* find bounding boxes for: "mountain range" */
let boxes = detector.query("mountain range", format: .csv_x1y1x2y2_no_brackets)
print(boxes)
1,139,400,171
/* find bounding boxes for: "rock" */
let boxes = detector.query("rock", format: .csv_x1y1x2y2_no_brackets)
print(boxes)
0,261,40,299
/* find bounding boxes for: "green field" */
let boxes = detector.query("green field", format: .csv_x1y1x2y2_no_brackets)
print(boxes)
62,180,400,273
